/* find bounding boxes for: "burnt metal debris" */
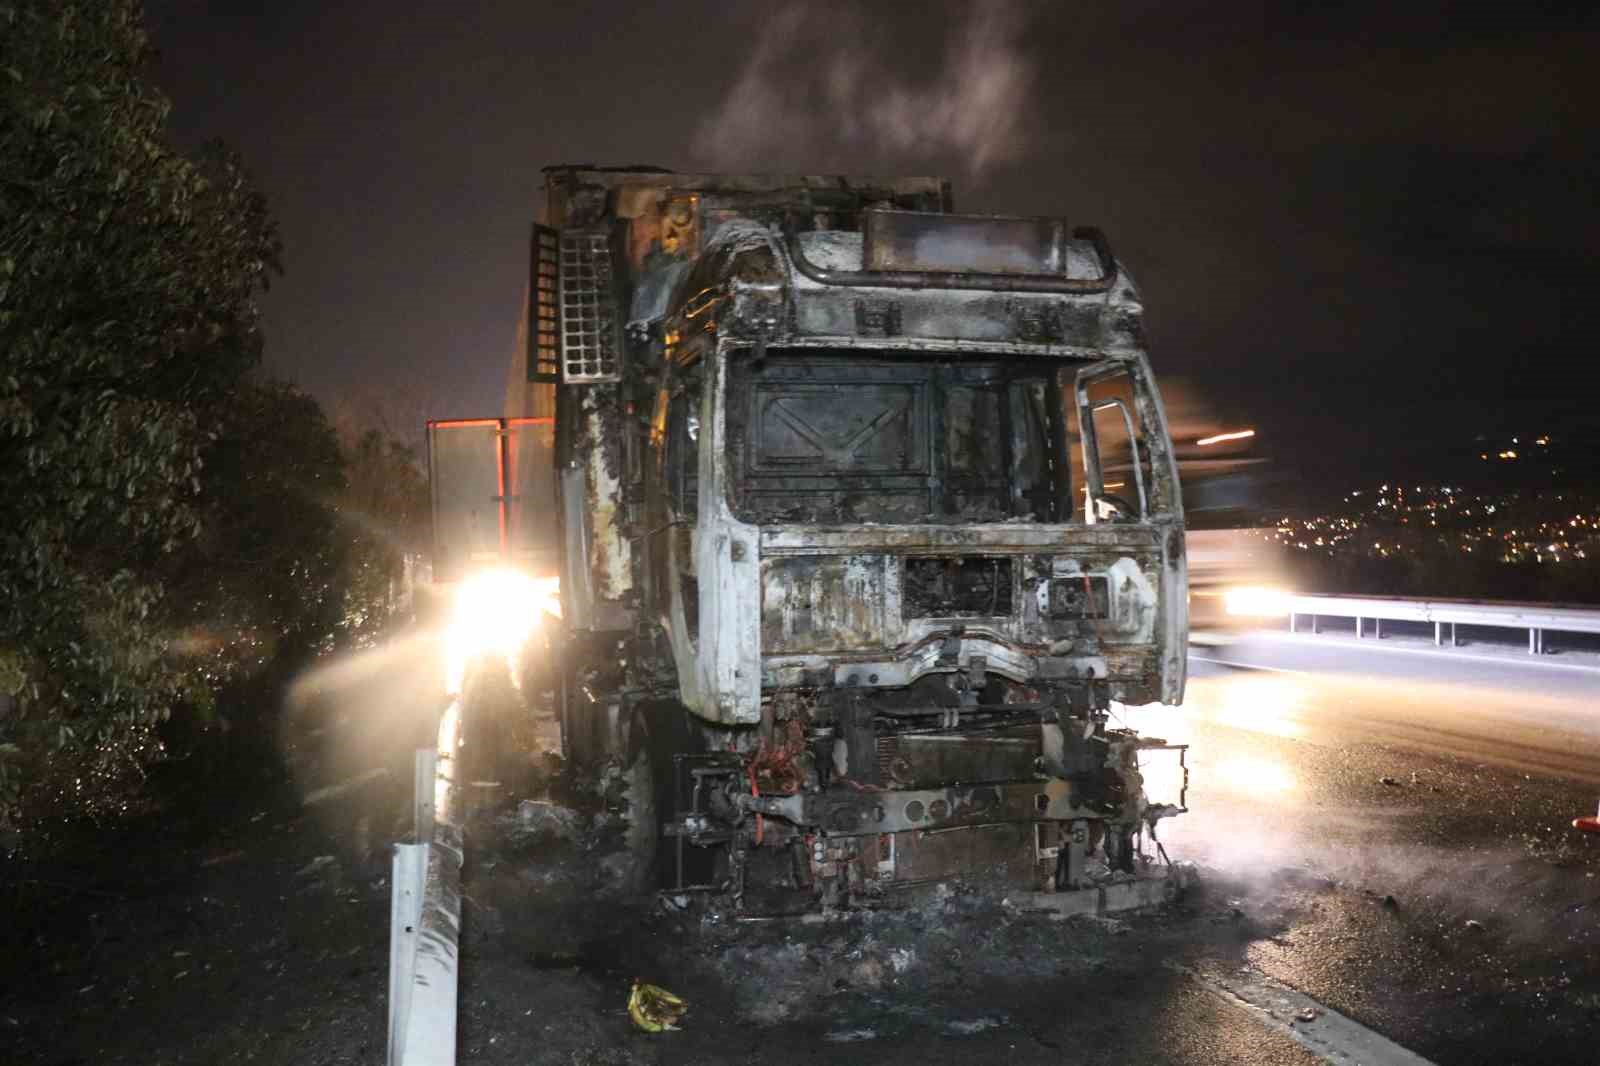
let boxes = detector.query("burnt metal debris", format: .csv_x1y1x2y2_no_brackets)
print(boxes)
476,165,1190,913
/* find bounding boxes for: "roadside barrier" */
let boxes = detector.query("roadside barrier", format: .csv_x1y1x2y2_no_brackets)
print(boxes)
1284,595,1600,655
388,704,463,1066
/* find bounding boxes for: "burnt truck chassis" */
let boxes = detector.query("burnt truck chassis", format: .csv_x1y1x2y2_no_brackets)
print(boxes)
570,655,1192,913
658,691,1192,911
533,167,1190,915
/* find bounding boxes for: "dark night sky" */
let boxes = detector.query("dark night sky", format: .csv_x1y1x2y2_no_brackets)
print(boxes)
144,1,1600,489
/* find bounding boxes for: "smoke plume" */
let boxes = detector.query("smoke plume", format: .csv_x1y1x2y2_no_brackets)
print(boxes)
693,2,1036,178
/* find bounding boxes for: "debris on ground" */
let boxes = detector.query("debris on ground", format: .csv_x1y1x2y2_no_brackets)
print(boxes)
1379,777,1401,787
595,851,637,888
946,1015,1006,1034
848,955,888,990
294,855,338,879
1296,1007,1321,1023
509,799,582,843
628,980,688,1032
293,854,345,896
1465,918,1485,931
200,849,247,868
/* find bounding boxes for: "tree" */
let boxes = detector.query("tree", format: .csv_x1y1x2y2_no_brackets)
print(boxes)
0,2,280,830
156,379,433,776
336,426,430,645
165,380,347,694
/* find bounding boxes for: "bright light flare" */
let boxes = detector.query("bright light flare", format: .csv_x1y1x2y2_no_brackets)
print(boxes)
1195,429,1256,446
1223,584,1293,617
444,569,560,695
1138,746,1189,809
1213,756,1296,794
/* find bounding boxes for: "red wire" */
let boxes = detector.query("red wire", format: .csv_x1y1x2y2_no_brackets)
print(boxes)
747,764,764,845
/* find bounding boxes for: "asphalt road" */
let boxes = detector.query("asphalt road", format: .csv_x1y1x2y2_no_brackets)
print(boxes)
453,631,1600,1065
1117,630,1600,1065
6,626,1598,1065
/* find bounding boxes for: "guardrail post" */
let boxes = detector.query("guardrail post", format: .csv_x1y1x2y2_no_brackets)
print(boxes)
1289,613,1297,634
389,722,462,1066
1374,617,1383,640
414,747,437,844
1451,622,1458,647
1433,621,1442,646
1529,627,1544,655
388,843,424,1065
1311,614,1319,634
1355,615,1363,639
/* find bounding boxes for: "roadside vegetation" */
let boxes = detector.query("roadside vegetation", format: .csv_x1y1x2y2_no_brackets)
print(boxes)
0,2,426,843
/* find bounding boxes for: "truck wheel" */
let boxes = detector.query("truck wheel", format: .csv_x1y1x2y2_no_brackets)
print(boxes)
627,701,716,892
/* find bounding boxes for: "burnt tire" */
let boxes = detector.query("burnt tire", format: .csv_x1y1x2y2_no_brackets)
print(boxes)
626,700,709,892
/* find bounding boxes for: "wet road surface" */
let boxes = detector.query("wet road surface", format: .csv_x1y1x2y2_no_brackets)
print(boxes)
454,632,1600,1065
5,628,1598,1064
1125,631,1600,1064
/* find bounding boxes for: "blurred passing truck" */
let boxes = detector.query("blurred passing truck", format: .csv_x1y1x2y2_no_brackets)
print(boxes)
1168,420,1292,647
432,166,1192,912
1185,529,1291,648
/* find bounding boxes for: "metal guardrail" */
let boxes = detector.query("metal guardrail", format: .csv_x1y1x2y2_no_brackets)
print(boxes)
1285,594,1600,655
389,703,464,1066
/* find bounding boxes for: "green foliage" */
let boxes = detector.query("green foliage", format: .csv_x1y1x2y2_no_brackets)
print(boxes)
0,2,279,830
336,427,429,646
167,383,431,677
166,381,348,692
155,383,428,773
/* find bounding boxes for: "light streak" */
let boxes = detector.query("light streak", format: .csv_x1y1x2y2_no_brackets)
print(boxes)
1195,429,1256,447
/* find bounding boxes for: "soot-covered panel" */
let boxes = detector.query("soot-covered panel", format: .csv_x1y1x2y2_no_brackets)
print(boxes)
903,556,1014,618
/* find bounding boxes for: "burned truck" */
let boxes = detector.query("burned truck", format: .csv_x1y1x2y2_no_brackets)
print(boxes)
492,165,1188,910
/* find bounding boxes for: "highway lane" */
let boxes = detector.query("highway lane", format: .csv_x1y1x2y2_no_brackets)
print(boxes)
1108,636,1600,1065
1188,631,1600,784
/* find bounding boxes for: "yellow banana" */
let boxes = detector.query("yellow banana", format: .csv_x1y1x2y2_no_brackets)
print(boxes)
628,979,688,1032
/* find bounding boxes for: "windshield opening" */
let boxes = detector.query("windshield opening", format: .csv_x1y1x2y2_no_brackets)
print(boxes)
724,348,1075,525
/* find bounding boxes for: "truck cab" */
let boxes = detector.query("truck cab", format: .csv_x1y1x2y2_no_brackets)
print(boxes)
504,166,1188,907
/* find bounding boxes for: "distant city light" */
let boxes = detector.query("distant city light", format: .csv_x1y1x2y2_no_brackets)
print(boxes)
1262,480,1597,567
1195,429,1255,446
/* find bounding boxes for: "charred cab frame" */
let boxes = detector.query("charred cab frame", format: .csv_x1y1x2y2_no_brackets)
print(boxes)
501,167,1189,912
